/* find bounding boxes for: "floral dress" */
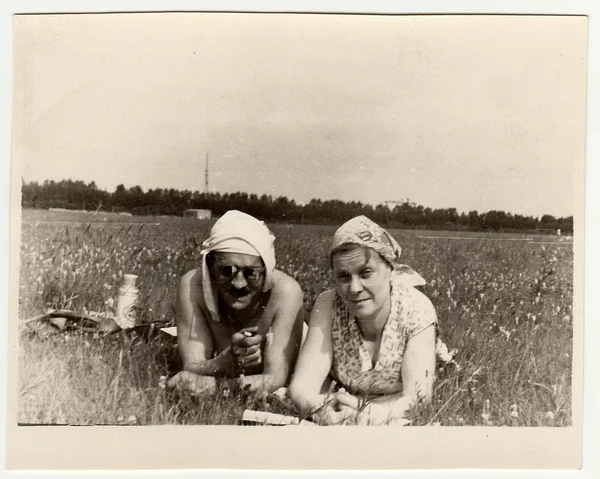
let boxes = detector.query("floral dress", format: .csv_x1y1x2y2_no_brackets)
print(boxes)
330,272,437,396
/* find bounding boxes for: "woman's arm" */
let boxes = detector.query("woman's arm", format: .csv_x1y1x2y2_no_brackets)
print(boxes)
358,323,436,425
238,275,305,393
174,270,235,376
288,290,338,415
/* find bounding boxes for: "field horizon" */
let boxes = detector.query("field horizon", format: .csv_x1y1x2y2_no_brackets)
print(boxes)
15,208,575,427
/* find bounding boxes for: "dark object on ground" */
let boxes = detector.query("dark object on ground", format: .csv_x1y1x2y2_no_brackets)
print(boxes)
98,317,121,334
23,309,171,340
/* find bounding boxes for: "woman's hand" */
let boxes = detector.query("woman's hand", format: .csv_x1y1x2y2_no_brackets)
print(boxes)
313,401,356,425
166,371,217,396
312,390,360,425
315,405,356,425
334,388,361,410
231,327,263,371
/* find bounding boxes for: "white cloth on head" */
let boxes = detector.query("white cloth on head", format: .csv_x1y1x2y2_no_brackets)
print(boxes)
200,210,276,322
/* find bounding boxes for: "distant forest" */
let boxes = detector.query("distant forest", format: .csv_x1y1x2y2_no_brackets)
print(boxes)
21,179,573,233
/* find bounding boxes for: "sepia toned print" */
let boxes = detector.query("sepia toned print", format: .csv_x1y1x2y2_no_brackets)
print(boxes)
7,9,586,471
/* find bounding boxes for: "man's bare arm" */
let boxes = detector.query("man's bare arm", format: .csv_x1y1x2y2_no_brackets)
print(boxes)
175,270,235,376
238,274,305,393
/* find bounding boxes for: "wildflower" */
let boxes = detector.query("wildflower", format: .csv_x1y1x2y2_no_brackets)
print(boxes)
158,375,167,389
117,415,124,422
499,326,511,340
510,404,519,418
272,387,288,401
222,388,231,398
127,415,138,425
481,399,491,421
546,411,555,420
431,421,441,427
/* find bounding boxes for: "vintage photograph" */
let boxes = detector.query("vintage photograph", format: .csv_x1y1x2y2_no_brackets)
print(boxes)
7,9,588,469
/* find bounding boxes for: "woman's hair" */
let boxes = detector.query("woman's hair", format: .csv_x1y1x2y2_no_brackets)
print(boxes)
330,242,391,270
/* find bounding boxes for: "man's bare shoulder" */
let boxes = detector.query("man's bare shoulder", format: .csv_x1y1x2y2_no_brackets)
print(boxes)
271,269,303,299
179,268,203,303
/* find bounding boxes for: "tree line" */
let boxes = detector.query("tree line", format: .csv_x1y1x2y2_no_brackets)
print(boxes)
21,179,573,233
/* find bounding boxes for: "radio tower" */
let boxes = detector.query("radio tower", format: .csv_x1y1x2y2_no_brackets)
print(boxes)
204,151,209,193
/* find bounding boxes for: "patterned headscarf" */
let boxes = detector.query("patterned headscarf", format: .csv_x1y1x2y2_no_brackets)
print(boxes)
330,215,426,287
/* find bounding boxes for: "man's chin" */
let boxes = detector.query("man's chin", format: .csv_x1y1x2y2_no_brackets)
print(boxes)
225,294,254,310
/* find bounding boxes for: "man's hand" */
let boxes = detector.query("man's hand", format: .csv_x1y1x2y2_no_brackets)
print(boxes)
231,327,263,371
166,371,217,396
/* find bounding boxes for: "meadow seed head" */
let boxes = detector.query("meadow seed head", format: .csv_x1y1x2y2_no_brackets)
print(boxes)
481,399,491,421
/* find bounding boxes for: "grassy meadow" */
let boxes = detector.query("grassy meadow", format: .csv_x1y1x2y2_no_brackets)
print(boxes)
16,208,574,426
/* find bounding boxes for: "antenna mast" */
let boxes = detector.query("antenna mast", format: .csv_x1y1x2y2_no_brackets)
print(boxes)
204,151,209,193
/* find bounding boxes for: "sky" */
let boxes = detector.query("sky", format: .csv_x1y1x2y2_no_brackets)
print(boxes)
12,13,587,218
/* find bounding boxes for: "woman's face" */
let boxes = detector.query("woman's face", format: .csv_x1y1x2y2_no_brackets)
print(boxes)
209,252,265,311
332,246,392,321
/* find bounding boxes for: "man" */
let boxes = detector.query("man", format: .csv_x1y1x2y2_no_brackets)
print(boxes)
167,210,305,395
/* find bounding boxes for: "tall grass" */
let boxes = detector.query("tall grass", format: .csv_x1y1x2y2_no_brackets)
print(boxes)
17,209,573,426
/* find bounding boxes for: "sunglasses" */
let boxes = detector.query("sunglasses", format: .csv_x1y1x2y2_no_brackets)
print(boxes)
214,261,265,283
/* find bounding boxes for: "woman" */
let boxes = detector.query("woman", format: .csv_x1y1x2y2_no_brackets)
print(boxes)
289,216,437,425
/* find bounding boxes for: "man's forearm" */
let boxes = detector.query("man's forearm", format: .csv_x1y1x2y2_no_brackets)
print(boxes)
183,348,235,377
237,373,285,393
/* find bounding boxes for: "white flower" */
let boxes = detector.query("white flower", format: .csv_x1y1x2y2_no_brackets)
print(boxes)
510,404,519,418
158,375,167,389
481,399,491,421
435,338,461,370
272,387,288,401
546,411,555,420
